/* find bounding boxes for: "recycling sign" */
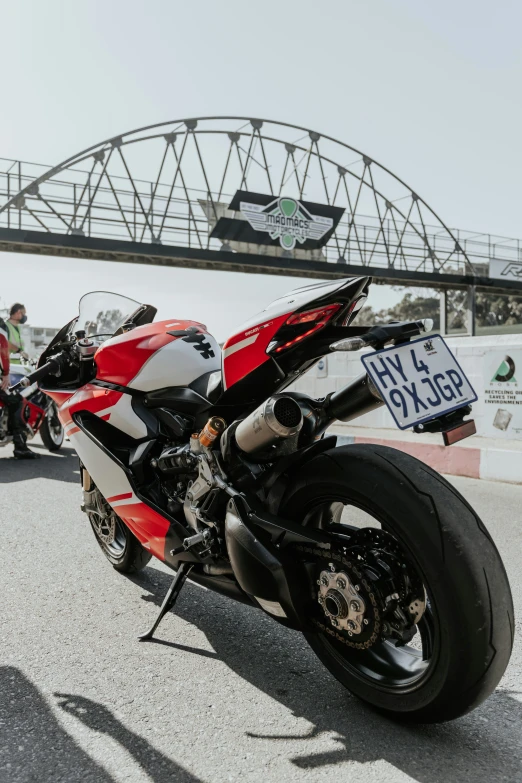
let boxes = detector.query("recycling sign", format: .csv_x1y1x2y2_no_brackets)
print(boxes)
484,351,522,439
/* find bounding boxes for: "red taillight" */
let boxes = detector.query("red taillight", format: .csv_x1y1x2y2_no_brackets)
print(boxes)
285,303,342,326
273,303,342,353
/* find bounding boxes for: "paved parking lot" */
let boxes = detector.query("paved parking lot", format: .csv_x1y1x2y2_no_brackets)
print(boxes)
1,438,521,782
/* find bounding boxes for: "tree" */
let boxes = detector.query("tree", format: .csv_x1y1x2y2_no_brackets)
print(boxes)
357,293,439,328
356,290,522,332
82,309,125,336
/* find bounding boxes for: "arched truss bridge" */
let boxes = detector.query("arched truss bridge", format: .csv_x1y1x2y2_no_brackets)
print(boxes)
0,117,521,296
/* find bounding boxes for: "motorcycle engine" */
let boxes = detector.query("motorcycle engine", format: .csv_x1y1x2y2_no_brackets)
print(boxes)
151,442,201,524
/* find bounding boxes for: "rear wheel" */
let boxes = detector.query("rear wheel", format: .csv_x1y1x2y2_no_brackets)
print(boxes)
87,488,151,573
40,404,64,451
280,444,514,723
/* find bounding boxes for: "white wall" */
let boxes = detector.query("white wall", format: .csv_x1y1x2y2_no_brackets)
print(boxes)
291,334,522,440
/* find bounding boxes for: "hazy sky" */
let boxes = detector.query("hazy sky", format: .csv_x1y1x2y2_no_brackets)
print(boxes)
1,0,521,337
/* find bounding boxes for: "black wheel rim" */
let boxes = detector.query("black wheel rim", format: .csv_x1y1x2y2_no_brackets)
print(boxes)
303,497,439,693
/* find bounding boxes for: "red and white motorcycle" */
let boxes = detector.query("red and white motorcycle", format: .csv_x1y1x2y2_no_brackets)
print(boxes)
1,362,64,452
15,281,513,723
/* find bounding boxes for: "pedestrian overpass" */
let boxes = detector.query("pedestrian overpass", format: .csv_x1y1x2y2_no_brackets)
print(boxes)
1,117,521,334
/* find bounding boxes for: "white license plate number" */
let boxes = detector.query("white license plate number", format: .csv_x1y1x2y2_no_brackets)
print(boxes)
361,335,477,430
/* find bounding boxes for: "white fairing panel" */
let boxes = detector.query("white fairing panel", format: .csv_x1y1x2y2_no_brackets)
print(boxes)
94,394,149,440
227,278,361,338
69,429,136,505
128,333,221,392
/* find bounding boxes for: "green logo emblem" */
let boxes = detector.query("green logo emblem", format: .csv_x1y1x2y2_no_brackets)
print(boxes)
492,355,516,383
240,196,333,250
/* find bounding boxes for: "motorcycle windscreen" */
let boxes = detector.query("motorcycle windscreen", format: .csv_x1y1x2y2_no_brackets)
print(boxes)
38,291,143,368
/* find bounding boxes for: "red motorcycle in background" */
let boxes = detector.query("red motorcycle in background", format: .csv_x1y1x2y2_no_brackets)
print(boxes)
0,362,64,452
12,281,513,723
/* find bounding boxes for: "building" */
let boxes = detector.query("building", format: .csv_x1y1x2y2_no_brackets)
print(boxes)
0,306,59,359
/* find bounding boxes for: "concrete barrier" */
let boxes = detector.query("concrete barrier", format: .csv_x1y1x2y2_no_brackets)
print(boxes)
290,334,522,483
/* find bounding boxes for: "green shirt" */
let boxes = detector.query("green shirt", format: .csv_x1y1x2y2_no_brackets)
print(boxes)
6,321,24,364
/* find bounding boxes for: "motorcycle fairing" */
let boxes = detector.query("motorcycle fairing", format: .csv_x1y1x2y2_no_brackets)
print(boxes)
221,277,369,391
57,384,124,436
5,368,47,437
54,381,186,561
22,398,46,435
42,390,75,408
94,319,221,390
73,422,171,560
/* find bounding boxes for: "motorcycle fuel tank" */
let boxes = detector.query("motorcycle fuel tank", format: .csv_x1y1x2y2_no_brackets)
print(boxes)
94,319,221,390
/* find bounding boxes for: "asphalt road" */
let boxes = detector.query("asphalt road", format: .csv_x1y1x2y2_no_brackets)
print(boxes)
1,437,521,783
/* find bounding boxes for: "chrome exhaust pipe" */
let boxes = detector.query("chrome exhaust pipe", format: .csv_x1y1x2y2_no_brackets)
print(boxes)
235,395,303,454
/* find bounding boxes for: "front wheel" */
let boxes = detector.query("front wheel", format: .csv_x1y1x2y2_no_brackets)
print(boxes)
280,444,514,723
40,404,64,451
87,488,151,573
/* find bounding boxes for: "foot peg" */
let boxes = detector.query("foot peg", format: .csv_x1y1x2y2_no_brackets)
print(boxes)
138,561,194,642
169,529,212,557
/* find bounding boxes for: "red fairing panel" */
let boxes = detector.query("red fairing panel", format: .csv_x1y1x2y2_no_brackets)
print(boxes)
23,399,46,433
44,390,77,408
222,278,359,390
57,384,123,436
222,312,290,389
94,319,207,387
0,321,9,376
108,499,170,560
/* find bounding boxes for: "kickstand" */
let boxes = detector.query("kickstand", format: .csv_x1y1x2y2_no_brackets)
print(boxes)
138,562,194,641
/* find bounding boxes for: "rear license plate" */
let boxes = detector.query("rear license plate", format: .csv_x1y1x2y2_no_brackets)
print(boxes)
361,334,477,430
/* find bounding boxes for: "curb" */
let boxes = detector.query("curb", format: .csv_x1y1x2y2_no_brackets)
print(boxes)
334,434,520,484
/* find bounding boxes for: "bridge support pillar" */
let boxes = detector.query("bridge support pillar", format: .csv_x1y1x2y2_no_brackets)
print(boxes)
467,285,477,336
439,290,447,335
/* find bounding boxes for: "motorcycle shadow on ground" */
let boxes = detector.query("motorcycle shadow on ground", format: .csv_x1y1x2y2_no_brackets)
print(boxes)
0,442,79,484
0,666,203,783
133,566,522,783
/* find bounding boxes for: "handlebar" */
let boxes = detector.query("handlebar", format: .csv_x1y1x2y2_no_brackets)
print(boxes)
9,352,67,392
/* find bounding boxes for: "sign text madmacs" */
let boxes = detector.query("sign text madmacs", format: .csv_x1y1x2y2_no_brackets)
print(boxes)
266,213,311,231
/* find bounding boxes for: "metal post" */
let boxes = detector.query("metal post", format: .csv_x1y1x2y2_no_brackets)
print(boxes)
18,161,21,230
439,290,447,335
467,285,476,336
150,181,154,239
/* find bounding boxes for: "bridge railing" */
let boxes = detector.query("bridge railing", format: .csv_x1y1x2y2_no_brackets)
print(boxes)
0,156,519,278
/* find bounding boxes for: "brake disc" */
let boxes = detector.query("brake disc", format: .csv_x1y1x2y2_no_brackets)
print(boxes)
295,527,426,650
296,544,383,650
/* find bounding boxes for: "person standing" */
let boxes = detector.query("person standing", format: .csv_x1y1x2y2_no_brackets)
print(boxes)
6,303,29,365
0,308,39,458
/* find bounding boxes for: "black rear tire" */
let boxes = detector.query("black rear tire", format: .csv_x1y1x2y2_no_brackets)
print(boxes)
280,444,514,723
